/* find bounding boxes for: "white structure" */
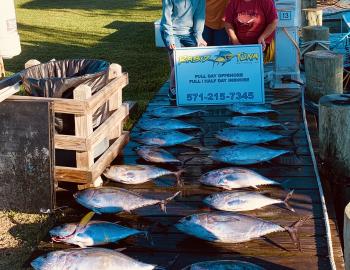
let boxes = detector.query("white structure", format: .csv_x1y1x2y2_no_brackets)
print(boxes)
271,0,302,89
154,19,165,47
0,0,21,59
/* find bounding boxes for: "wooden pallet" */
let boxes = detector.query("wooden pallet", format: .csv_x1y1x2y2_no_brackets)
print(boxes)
8,63,130,187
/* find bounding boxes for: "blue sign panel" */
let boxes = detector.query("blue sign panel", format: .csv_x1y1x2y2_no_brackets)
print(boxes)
174,45,264,106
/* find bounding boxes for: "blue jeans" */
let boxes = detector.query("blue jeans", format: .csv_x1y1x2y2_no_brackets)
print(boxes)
203,25,229,46
161,31,197,90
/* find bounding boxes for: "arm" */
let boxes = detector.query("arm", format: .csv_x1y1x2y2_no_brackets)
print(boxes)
193,0,207,46
258,19,278,50
161,0,175,49
225,22,241,45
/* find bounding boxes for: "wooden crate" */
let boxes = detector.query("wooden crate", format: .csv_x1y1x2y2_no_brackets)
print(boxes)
8,63,130,188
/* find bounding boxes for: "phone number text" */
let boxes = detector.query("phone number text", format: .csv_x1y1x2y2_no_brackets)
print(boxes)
186,92,254,102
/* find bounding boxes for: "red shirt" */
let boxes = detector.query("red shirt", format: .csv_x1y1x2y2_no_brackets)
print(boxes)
224,0,278,44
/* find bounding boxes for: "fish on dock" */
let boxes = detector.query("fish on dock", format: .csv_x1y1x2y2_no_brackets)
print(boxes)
136,146,182,165
31,248,158,270
149,106,205,118
216,128,285,144
226,116,286,129
103,164,183,186
133,130,194,147
139,118,200,131
199,167,281,190
74,187,181,214
227,104,278,115
50,220,148,247
175,212,308,250
182,260,265,270
210,145,290,165
203,190,294,212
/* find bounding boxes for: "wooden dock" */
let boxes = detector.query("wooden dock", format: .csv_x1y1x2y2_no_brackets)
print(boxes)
37,82,344,269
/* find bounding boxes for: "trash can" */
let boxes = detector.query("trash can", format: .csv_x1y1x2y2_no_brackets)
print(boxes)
21,59,111,133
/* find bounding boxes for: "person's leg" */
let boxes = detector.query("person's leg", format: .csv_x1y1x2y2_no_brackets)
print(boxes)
203,25,214,46
213,28,230,46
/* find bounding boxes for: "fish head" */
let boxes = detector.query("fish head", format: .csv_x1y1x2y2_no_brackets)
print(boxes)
175,215,199,231
203,194,217,206
49,223,77,238
31,252,61,270
74,188,98,206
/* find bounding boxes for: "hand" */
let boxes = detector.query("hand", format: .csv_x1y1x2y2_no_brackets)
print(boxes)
231,38,241,45
258,36,266,51
168,44,176,50
198,39,207,47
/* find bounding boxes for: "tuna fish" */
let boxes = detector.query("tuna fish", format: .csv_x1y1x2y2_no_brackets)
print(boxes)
226,116,286,129
136,146,181,165
134,130,194,147
216,128,285,144
103,165,183,186
149,106,205,118
227,104,278,115
203,190,294,212
50,220,147,247
31,248,158,270
74,187,181,214
199,167,281,190
175,212,307,250
182,260,265,270
210,145,290,165
139,118,200,131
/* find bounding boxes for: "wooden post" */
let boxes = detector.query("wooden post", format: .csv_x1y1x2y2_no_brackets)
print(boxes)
301,26,329,58
319,94,350,177
304,50,343,102
344,202,350,270
303,8,323,26
73,85,94,170
0,57,5,78
301,0,317,27
108,64,123,140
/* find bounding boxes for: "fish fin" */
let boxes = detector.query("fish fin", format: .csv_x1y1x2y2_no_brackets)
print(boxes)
115,247,127,252
283,216,311,251
160,191,181,213
251,185,259,190
78,211,95,229
77,243,87,248
222,186,232,190
283,190,295,212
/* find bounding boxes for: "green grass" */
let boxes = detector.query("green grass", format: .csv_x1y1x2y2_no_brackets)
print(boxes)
6,0,169,119
0,1,168,268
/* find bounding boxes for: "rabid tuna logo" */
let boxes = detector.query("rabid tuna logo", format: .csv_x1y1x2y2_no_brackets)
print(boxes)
178,50,259,65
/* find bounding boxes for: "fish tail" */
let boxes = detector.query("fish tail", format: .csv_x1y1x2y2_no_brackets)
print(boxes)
283,190,295,212
160,191,181,213
283,216,311,251
174,169,185,187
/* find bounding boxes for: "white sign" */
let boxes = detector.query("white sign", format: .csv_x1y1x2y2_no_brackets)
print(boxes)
174,45,264,106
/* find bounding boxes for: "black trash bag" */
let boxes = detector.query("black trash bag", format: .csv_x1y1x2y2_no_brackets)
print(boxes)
21,59,111,134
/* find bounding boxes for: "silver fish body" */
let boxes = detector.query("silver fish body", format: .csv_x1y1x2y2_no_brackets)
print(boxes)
227,104,277,115
104,165,176,184
50,221,145,247
31,248,156,270
149,106,205,118
175,212,284,243
216,128,285,144
226,116,285,129
74,187,178,214
136,146,181,164
134,130,194,147
182,260,265,270
139,118,199,131
199,167,280,190
203,191,284,211
210,145,290,165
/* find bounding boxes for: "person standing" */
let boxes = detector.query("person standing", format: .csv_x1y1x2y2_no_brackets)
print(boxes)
223,0,278,61
203,0,230,46
161,0,206,102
